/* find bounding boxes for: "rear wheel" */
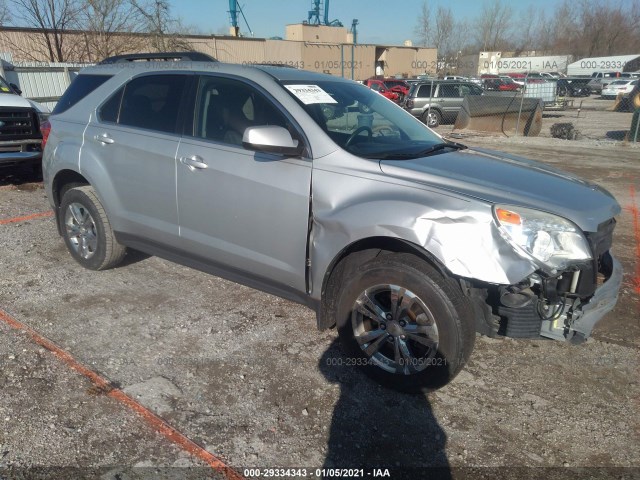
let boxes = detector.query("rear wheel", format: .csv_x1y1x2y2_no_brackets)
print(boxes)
422,109,441,128
334,253,475,393
59,185,126,270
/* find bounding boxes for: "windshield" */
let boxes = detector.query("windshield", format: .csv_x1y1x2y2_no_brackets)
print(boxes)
282,80,444,159
0,76,15,94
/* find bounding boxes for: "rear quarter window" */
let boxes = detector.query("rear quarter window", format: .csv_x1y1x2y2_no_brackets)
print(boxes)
52,74,112,114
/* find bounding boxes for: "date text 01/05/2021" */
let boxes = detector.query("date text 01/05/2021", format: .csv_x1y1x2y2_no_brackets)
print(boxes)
243,468,392,478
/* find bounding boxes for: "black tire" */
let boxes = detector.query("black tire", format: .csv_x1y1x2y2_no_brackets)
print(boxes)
334,253,475,393
422,109,441,128
59,185,126,270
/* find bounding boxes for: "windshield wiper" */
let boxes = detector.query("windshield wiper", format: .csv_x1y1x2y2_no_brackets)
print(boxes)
417,142,467,155
368,141,467,160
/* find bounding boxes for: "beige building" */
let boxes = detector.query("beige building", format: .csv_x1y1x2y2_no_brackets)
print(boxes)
285,24,349,44
0,26,437,80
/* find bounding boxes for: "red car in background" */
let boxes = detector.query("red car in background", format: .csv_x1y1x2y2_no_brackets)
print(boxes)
482,77,520,91
364,78,405,102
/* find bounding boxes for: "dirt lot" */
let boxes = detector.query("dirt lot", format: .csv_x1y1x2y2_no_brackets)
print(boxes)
0,116,639,479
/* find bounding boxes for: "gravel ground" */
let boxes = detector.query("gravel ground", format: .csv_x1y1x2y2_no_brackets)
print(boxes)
0,121,638,479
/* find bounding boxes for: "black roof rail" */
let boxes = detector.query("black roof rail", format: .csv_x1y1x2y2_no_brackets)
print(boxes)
99,52,218,64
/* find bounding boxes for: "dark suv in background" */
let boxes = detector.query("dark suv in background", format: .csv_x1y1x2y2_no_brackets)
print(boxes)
404,80,483,127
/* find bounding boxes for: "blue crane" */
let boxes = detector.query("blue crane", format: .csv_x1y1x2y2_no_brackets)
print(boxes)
307,0,343,27
228,0,253,36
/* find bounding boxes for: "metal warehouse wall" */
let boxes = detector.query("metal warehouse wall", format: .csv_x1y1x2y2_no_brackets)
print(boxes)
264,40,305,67
182,37,267,64
0,62,85,110
300,43,376,80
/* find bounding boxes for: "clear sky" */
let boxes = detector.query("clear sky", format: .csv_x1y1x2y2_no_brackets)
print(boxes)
173,0,565,44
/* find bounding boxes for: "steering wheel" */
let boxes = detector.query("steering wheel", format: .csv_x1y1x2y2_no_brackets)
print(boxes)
345,126,373,147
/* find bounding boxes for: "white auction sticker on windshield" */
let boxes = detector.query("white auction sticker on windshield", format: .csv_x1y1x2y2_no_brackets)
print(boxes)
285,85,337,104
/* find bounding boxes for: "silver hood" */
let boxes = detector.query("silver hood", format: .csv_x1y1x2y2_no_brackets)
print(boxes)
380,147,621,232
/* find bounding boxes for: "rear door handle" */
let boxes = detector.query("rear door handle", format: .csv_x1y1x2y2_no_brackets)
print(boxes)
180,155,208,170
94,133,114,144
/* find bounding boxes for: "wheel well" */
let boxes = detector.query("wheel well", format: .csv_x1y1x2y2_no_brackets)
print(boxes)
317,236,447,330
52,170,89,207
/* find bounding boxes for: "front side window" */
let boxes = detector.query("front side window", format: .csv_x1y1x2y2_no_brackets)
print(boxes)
192,76,289,146
282,80,441,160
118,74,187,134
438,84,460,98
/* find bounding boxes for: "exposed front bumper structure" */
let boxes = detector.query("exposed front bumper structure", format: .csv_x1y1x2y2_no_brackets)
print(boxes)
540,254,622,343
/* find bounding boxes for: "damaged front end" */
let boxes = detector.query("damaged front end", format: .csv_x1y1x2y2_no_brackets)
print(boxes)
473,210,622,343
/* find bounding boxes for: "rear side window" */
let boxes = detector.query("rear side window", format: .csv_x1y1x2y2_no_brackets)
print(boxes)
118,75,188,134
99,88,123,123
417,84,432,97
52,74,112,114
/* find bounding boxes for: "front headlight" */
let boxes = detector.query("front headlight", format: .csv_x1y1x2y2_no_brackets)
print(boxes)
493,205,592,272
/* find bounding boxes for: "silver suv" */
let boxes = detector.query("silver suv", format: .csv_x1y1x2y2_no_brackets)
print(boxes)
43,53,622,393
404,80,483,127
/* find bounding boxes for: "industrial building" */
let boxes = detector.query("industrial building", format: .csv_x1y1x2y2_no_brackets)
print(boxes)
0,10,437,81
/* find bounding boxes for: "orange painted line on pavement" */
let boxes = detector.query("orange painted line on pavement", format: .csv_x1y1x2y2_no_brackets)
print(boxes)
628,184,640,296
0,308,244,480
0,210,54,225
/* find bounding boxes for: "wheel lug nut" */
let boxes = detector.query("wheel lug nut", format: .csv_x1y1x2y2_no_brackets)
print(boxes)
399,320,406,327
386,313,392,320
400,335,406,340
387,337,395,342
380,323,386,330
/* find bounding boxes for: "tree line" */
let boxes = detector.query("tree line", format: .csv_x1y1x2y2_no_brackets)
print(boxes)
414,0,640,70
0,0,639,65
0,0,194,62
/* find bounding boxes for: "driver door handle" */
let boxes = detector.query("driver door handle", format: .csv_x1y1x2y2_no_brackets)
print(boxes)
94,133,114,144
180,155,208,170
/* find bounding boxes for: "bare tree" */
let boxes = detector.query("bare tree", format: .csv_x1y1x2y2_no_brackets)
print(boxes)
0,0,10,25
78,0,147,62
8,0,81,61
131,0,192,52
512,5,547,55
475,0,513,51
413,0,431,47
432,7,453,53
549,0,640,58
431,6,455,72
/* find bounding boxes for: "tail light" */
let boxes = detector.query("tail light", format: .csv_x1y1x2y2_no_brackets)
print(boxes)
40,120,51,150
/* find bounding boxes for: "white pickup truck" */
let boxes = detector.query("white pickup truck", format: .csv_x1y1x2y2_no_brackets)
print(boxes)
0,75,50,168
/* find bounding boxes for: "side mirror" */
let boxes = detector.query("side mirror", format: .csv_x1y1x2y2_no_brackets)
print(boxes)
10,83,22,95
242,126,303,157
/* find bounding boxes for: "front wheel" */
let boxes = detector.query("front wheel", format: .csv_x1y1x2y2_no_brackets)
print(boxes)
59,185,127,270
334,253,475,393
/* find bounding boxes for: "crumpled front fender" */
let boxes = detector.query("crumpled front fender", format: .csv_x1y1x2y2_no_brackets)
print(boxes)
309,159,536,301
